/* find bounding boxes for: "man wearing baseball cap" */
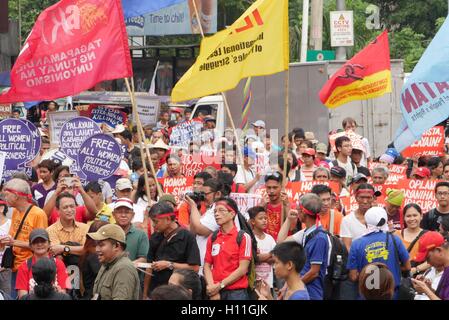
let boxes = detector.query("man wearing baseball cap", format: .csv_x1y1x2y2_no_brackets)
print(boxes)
347,207,410,299
90,224,140,300
412,167,431,180
112,198,149,266
411,232,449,300
251,120,266,137
300,148,317,182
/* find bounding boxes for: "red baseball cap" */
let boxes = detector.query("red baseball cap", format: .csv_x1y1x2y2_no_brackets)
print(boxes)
302,148,316,157
414,231,446,263
414,167,431,178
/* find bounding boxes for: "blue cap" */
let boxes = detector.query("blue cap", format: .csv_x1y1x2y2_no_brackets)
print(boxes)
385,148,399,159
243,147,256,159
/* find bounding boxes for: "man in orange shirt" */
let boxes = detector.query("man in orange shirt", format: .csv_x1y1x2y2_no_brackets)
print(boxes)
177,172,212,227
0,178,48,299
311,184,343,236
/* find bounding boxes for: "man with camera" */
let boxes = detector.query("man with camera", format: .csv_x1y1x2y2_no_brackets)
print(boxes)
177,172,212,228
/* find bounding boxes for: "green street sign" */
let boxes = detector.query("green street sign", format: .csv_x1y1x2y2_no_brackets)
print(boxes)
307,50,336,62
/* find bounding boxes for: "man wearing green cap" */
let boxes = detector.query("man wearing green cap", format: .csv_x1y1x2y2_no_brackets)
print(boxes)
384,189,405,231
90,224,140,300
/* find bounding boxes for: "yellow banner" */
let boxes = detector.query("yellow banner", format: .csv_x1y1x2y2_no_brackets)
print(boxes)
324,70,392,108
171,0,289,102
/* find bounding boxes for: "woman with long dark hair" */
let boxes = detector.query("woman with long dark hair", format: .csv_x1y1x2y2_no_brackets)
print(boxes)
133,174,160,227
394,203,429,274
20,258,71,300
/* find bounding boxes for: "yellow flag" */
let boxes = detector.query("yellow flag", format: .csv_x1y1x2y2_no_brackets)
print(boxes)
171,0,289,102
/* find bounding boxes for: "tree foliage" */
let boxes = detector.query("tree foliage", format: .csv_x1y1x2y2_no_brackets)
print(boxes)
7,0,447,71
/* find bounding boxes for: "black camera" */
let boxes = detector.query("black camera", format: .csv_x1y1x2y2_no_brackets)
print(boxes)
185,191,206,210
186,191,206,203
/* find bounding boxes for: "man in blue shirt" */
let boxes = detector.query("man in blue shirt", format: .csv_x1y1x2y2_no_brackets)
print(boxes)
347,207,411,298
297,193,329,300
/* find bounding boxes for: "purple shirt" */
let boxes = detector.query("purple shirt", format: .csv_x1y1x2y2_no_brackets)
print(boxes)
31,183,56,209
437,266,449,300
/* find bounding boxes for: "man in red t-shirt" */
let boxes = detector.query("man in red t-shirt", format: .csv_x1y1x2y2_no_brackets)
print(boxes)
262,172,294,241
204,198,252,300
15,229,69,299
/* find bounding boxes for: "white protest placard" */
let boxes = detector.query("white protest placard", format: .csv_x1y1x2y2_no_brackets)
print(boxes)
47,110,79,148
230,193,262,220
0,151,6,183
169,119,203,150
330,11,354,47
0,104,11,119
135,97,160,126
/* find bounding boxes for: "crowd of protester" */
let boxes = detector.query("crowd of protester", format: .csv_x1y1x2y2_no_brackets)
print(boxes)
1,104,449,301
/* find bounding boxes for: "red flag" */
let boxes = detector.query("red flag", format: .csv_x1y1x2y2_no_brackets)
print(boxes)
319,30,391,108
0,0,132,103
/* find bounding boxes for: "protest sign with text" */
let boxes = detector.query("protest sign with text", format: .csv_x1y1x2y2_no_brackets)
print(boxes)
180,153,221,177
0,119,41,181
169,119,203,150
135,96,160,126
255,180,340,204
401,126,445,158
230,193,262,219
159,176,194,204
0,104,11,119
78,133,122,180
397,179,438,213
82,105,128,128
47,110,79,147
0,0,133,103
0,151,6,183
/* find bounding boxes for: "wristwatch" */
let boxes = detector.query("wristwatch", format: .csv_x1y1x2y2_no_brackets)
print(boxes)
220,281,226,290
168,262,174,270
63,246,71,256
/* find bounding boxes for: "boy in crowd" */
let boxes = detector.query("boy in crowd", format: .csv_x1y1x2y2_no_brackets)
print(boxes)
256,241,310,300
248,206,276,292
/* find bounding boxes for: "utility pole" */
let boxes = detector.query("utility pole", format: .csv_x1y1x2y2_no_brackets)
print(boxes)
18,0,22,47
310,0,323,50
335,0,346,60
300,0,309,62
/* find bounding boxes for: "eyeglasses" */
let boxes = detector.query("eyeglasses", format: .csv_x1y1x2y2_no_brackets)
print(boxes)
264,171,282,183
436,191,449,197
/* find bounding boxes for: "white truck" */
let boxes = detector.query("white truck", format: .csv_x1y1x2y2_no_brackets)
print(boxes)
188,60,405,157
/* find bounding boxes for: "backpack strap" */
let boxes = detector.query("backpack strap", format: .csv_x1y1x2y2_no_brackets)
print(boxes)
236,230,245,246
387,232,403,280
211,230,219,243
13,205,34,240
304,228,323,246
406,230,428,253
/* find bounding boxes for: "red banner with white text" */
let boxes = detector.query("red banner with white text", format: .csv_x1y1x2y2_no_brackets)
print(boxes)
0,0,132,103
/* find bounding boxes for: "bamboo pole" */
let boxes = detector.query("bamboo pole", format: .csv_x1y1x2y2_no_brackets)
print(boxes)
125,78,157,235
191,0,248,185
130,77,164,196
281,70,290,223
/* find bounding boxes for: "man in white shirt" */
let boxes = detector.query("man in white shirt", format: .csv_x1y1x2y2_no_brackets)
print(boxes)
235,147,260,193
332,136,357,186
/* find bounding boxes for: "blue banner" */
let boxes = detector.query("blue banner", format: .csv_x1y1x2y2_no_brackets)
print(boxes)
122,0,184,18
395,16,449,151
126,0,217,36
